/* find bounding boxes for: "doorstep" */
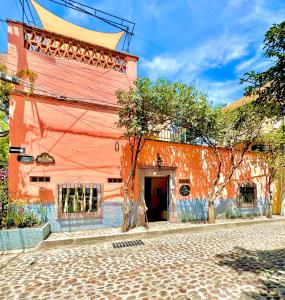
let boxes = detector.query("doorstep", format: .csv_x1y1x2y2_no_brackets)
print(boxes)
39,216,285,250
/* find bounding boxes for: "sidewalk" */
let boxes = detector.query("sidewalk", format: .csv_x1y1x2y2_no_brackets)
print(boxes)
39,215,285,250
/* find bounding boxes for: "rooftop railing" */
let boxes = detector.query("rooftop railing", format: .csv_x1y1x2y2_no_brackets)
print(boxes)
23,25,128,73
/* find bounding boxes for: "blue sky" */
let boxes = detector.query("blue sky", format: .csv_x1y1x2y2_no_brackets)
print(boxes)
0,0,284,104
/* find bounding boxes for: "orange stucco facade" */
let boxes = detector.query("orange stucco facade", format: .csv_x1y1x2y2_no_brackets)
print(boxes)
6,21,270,232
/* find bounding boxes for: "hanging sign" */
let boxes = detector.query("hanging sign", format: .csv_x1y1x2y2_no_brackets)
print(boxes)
17,155,34,163
35,153,55,164
9,147,25,154
179,185,190,196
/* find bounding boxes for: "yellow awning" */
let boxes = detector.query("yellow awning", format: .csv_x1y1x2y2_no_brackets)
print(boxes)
30,0,124,50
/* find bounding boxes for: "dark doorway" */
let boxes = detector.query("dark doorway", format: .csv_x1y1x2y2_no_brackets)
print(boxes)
144,176,169,222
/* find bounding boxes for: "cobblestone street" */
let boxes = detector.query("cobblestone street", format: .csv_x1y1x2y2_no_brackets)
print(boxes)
1,222,285,300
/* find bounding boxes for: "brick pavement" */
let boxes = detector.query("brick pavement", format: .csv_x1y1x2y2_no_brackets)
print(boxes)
1,222,285,299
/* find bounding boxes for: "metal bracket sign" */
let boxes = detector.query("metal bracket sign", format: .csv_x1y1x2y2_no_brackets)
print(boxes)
9,147,25,154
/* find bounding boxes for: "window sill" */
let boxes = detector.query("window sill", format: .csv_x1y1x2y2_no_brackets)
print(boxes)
58,211,102,220
238,204,257,208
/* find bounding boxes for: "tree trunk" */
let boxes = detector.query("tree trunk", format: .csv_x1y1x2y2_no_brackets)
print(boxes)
266,174,274,218
121,187,130,232
267,203,273,218
208,199,215,224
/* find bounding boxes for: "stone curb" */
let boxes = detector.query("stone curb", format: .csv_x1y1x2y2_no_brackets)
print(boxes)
38,217,285,250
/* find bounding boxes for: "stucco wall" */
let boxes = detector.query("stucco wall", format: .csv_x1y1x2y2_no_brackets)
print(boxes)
6,21,137,106
9,95,126,204
6,21,271,231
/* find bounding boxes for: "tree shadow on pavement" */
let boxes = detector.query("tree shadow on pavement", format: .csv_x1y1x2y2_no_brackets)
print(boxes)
215,246,285,299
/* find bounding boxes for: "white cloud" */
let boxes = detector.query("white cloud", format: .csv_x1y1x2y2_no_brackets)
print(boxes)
142,56,182,78
142,32,250,80
145,1,162,20
235,46,274,74
198,79,244,104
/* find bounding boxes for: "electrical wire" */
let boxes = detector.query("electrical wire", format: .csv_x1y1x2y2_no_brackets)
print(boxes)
6,50,134,86
41,102,124,134
13,0,22,22
5,56,133,101
24,0,36,26
18,0,30,24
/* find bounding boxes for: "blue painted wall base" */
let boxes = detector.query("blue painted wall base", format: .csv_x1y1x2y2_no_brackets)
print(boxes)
28,198,268,232
0,223,50,251
30,201,123,232
176,198,268,222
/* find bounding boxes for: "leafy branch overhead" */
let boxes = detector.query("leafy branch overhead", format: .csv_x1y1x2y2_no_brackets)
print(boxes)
241,21,285,118
117,78,176,140
0,64,13,118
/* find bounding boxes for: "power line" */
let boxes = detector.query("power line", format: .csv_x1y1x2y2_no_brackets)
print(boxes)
1,70,124,128
7,49,134,85
6,53,134,95
46,0,135,52
14,0,22,22
18,0,30,24
25,0,36,26
5,59,129,105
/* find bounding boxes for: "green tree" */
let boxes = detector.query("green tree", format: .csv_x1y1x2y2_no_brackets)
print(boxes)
178,102,263,223
117,78,210,231
0,111,8,167
0,64,13,135
241,21,285,119
255,125,285,218
0,64,10,166
117,78,177,231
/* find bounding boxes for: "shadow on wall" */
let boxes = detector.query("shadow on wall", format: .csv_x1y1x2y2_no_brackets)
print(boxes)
215,198,268,219
176,199,208,222
29,202,124,232
120,140,269,224
176,198,268,222
215,247,285,299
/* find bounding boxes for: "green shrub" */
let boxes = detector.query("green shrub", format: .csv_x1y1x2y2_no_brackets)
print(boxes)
2,199,47,229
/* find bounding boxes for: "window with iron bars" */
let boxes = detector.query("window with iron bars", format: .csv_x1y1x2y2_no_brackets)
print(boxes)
58,184,103,219
238,184,257,207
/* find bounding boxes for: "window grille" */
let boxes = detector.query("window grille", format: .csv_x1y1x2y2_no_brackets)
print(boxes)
238,184,256,207
251,143,265,152
58,183,103,219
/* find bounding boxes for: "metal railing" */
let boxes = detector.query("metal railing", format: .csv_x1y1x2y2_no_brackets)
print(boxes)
149,128,192,144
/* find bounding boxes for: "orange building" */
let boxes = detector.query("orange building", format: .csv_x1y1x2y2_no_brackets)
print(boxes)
5,17,270,232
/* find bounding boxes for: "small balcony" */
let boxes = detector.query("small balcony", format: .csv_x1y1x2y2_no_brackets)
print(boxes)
148,127,193,144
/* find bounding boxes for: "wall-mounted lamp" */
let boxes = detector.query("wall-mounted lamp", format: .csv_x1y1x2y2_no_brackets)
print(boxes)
156,153,163,168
